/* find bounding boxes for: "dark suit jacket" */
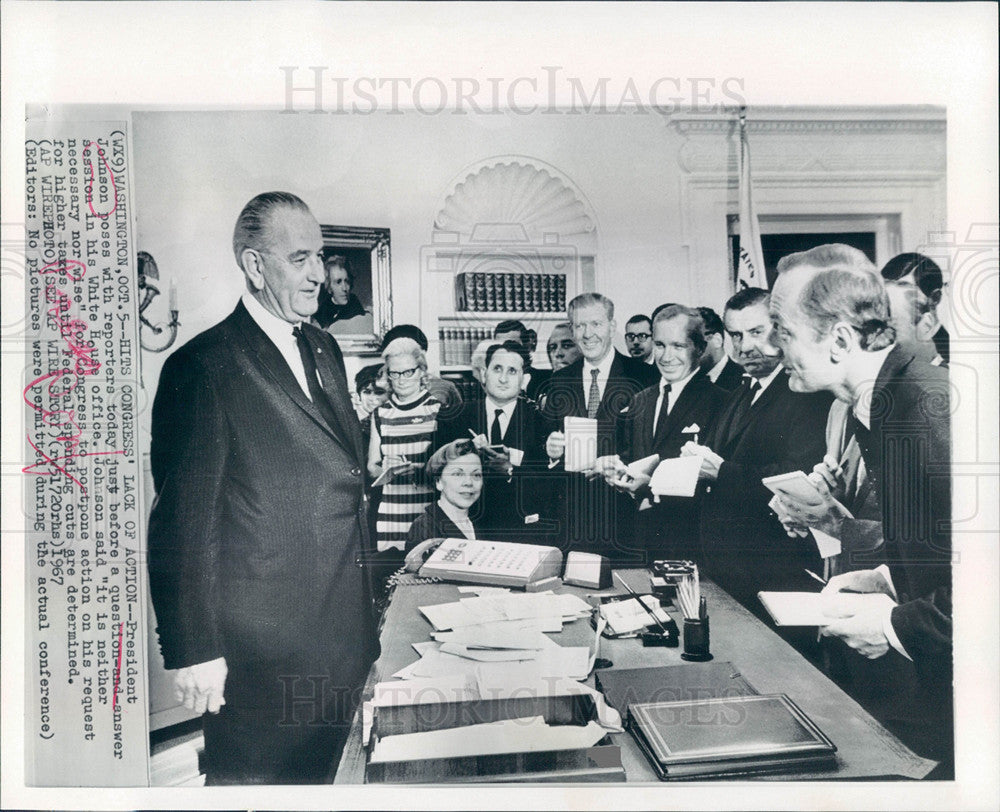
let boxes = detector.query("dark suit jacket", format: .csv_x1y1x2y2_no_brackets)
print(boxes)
710,357,745,392
435,396,554,540
405,501,474,551
932,324,950,366
537,351,660,557
851,346,951,667
524,365,551,403
148,302,379,694
699,370,833,601
616,374,727,557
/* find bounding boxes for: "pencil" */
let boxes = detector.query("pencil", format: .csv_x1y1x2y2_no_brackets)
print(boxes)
804,568,827,586
613,572,670,634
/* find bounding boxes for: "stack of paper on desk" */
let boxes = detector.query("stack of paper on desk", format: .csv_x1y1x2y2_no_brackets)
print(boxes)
392,642,594,681
600,595,671,636
419,591,592,631
369,715,608,763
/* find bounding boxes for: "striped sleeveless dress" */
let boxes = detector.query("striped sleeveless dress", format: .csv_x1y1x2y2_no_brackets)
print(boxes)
373,391,442,552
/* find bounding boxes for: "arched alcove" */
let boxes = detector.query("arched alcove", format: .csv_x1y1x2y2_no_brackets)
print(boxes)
423,157,599,373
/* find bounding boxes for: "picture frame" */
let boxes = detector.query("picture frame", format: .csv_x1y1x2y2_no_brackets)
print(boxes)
316,224,392,353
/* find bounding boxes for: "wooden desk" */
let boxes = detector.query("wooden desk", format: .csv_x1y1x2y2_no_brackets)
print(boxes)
336,571,936,783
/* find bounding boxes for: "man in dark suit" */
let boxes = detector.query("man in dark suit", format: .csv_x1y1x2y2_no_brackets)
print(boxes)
539,293,659,560
770,244,952,769
697,306,744,391
147,192,379,784
435,340,553,541
880,252,949,365
683,287,833,612
609,305,727,561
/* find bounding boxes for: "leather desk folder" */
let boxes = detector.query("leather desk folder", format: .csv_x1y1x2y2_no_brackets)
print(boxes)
628,694,837,780
366,693,625,783
595,661,757,715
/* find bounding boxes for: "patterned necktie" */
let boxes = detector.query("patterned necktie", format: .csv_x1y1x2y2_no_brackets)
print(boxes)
293,325,339,431
586,368,601,419
490,407,504,445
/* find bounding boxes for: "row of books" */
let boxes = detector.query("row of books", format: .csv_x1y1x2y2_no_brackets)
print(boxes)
454,271,567,312
438,326,496,367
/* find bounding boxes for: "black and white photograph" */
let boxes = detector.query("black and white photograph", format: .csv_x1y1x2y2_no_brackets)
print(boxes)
2,3,998,811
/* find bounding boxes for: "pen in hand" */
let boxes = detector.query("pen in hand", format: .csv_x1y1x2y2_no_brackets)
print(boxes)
804,568,827,587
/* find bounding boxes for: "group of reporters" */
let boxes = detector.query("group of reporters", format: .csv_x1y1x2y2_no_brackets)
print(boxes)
351,247,952,772
148,191,951,783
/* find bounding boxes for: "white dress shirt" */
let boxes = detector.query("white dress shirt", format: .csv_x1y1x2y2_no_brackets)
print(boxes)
582,349,616,407
652,367,699,431
242,291,314,399
748,362,784,405
706,354,730,384
484,396,518,442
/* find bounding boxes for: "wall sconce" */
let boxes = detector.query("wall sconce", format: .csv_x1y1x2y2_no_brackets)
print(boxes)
137,251,180,353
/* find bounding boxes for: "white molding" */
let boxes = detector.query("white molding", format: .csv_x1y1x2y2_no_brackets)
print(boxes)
669,105,946,133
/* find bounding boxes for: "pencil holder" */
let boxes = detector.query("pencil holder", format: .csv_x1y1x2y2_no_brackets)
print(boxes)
680,616,713,661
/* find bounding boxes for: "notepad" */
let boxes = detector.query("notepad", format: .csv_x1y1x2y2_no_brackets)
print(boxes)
757,590,895,627
649,456,702,497
761,470,824,503
564,416,598,472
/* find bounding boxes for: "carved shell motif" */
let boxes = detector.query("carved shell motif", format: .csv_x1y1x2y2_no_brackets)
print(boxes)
435,162,596,242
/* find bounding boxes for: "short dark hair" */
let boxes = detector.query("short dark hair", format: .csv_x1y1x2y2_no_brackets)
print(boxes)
625,314,651,329
484,340,531,372
652,304,708,357
426,439,482,479
494,319,528,341
233,191,310,267
380,324,429,352
697,306,725,337
354,363,383,393
650,303,678,322
724,286,770,314
880,252,944,302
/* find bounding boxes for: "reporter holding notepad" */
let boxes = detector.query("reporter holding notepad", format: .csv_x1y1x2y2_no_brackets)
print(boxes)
769,244,952,772
604,305,726,562
368,338,442,557
684,287,833,613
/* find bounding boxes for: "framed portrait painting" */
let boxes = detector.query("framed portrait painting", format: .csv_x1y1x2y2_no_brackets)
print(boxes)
315,224,392,353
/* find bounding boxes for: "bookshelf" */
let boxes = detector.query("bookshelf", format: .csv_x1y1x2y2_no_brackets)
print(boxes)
423,243,593,372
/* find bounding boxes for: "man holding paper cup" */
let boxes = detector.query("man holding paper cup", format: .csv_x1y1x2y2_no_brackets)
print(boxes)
602,305,727,561
769,244,952,769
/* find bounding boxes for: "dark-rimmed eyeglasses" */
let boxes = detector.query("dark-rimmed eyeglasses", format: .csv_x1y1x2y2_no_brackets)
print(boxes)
387,367,419,381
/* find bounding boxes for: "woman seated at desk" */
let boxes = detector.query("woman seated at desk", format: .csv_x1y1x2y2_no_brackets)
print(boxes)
404,439,484,568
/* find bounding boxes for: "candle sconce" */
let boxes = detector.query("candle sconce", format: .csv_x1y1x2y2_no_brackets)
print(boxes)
137,251,180,353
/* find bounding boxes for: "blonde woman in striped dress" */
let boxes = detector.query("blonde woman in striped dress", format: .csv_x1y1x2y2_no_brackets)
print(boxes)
368,337,442,554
